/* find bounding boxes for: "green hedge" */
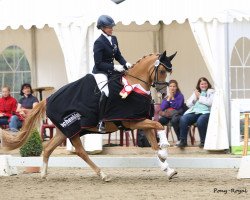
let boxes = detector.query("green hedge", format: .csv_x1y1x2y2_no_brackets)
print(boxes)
20,129,43,157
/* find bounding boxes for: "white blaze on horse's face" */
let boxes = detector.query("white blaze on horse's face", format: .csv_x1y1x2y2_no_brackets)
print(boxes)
166,72,171,83
158,65,168,82
154,64,170,93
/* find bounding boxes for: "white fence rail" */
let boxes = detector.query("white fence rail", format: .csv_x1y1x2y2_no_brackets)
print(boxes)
7,156,241,169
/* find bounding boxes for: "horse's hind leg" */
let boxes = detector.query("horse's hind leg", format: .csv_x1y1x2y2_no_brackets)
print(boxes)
144,129,177,180
41,128,66,179
70,134,111,182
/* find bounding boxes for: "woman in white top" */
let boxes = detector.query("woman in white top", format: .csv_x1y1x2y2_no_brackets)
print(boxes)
177,77,214,148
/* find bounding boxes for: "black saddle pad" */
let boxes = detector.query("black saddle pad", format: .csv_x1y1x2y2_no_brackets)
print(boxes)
46,74,100,138
46,74,153,138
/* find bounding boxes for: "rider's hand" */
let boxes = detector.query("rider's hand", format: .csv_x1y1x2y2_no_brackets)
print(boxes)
125,62,132,69
114,64,125,72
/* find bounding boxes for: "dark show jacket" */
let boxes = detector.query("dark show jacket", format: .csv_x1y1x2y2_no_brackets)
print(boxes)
92,34,127,75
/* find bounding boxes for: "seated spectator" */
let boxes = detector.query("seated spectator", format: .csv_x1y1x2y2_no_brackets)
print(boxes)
157,80,185,147
9,83,39,132
177,77,214,148
0,86,17,128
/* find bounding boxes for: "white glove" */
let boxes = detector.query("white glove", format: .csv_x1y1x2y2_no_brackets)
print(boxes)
114,64,125,72
126,62,132,69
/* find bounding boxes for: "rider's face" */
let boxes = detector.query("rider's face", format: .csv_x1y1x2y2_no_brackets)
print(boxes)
103,27,113,36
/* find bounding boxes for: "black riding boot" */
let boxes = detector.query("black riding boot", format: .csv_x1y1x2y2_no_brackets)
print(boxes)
97,92,108,133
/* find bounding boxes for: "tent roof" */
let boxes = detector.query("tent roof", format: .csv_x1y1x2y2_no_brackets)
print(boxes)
0,0,249,30
0,0,117,30
115,0,250,25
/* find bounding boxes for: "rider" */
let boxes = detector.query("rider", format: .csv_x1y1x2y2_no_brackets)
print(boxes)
92,15,131,132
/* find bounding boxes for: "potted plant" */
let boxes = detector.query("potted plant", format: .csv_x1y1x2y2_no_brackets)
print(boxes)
19,128,43,173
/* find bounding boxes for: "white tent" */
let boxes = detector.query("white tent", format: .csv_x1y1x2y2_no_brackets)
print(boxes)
0,0,116,82
0,0,250,150
114,0,250,150
115,0,250,25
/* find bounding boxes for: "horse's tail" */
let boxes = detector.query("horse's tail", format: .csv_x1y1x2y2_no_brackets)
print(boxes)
1,100,47,150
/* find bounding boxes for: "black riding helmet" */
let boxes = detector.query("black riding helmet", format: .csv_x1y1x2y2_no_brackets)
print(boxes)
97,15,115,29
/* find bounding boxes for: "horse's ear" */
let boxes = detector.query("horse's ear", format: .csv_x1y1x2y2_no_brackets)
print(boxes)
168,51,177,61
159,51,166,61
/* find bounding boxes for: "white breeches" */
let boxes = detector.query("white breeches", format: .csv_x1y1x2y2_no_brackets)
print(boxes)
93,73,109,97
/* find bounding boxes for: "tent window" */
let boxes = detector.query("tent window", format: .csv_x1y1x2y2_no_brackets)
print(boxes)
0,45,31,99
230,37,250,99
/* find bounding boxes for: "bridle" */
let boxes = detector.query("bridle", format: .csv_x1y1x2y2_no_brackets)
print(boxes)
126,55,172,91
150,58,172,88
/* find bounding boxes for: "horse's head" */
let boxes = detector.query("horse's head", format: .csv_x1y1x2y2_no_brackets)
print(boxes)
126,50,177,92
151,51,177,92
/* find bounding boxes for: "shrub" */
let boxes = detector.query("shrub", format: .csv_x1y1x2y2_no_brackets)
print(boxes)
19,129,43,157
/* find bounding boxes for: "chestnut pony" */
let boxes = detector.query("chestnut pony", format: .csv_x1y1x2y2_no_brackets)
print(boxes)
2,51,177,181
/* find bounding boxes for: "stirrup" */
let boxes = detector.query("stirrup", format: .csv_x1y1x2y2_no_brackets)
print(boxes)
98,121,106,133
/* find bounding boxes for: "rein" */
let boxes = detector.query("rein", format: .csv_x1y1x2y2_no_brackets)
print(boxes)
125,72,151,87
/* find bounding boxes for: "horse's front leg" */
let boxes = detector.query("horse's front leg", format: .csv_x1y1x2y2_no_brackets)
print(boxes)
122,120,177,179
143,128,159,150
143,129,177,180
123,119,164,130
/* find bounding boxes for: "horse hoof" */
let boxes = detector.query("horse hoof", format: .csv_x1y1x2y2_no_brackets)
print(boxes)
166,168,178,180
99,171,112,182
41,175,47,179
102,175,112,182
41,172,48,179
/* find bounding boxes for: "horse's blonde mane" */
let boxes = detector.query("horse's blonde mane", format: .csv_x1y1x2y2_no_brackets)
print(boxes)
131,53,160,68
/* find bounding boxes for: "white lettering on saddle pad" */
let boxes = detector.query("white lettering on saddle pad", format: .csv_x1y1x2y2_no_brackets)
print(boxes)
60,112,81,128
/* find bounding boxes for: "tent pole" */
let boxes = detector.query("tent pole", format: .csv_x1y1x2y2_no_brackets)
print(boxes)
225,22,231,148
159,21,164,53
31,26,37,88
